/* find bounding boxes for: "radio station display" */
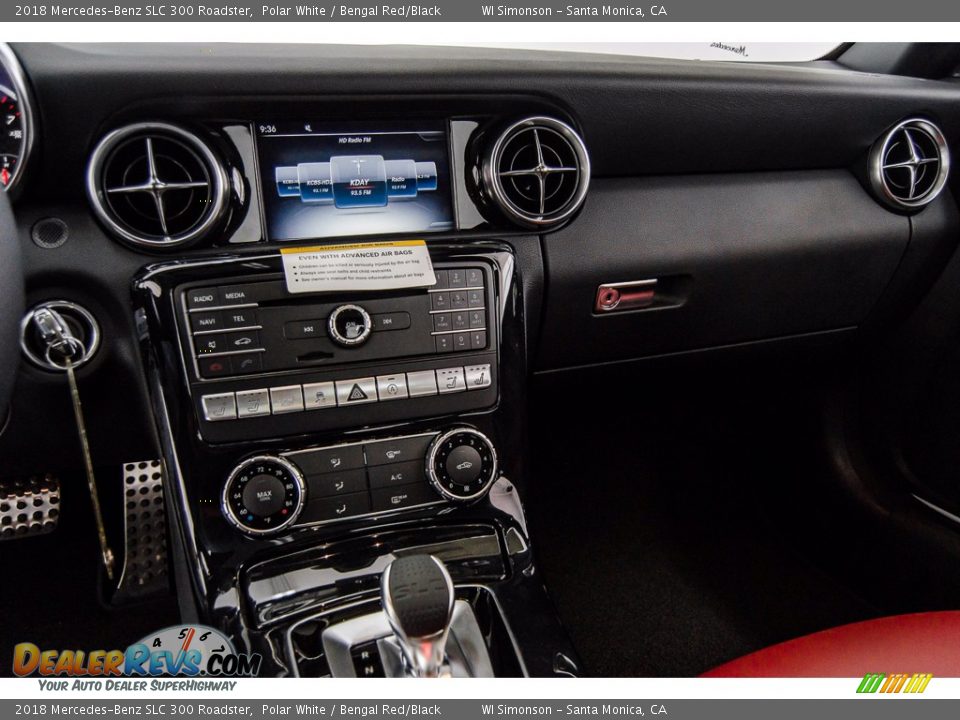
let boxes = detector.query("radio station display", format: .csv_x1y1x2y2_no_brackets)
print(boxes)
257,122,455,241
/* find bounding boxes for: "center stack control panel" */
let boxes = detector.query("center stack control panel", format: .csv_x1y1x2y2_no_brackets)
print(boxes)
176,262,500,443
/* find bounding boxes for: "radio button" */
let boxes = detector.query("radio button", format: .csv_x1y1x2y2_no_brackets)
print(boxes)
407,370,439,397
295,444,365,475
236,389,270,417
307,469,367,498
191,311,223,333
270,385,304,415
285,319,323,339
376,373,409,401
201,393,237,422
437,367,466,394
365,435,433,466
303,381,336,410
335,377,377,406
466,268,484,287
186,287,221,310
368,460,424,489
372,312,411,332
465,364,492,390
223,307,259,329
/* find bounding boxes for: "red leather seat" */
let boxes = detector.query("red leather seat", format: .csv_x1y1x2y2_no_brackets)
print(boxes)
703,611,960,677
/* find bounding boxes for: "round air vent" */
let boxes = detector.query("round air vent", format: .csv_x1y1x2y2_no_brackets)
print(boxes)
482,116,590,228
869,118,951,212
86,122,230,249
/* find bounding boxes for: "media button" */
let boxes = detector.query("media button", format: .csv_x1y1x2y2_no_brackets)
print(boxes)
302,382,336,410
220,284,262,305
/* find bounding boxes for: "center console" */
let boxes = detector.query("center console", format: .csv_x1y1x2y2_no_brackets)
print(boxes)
134,240,578,677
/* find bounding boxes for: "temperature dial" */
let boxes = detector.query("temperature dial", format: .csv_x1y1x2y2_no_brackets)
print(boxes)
221,455,306,536
426,428,498,502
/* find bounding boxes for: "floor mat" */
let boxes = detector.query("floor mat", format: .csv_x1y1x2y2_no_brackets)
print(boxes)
526,370,881,677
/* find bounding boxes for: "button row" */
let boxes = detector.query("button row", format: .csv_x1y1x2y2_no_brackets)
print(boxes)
432,267,484,290
186,284,265,311
430,289,484,312
200,364,493,422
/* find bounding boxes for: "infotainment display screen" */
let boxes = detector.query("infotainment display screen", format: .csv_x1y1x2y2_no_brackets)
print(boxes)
256,121,455,242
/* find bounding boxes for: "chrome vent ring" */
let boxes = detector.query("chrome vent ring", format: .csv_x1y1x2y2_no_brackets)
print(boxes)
482,116,590,228
869,118,950,212
86,122,230,249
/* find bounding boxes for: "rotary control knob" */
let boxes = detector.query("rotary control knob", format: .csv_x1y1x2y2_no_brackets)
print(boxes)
221,455,306,536
327,304,372,347
426,428,499,502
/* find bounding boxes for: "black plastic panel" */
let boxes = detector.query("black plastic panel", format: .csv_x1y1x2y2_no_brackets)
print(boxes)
537,171,910,370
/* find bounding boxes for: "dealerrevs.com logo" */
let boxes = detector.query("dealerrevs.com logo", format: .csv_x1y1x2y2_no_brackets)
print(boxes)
13,625,262,678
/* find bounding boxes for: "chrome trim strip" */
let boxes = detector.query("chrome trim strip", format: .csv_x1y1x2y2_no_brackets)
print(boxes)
913,494,960,526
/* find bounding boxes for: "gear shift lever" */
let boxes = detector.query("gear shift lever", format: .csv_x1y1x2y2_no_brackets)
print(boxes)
380,554,455,678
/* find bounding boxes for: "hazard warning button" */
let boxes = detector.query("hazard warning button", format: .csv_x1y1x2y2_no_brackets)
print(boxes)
335,377,378,407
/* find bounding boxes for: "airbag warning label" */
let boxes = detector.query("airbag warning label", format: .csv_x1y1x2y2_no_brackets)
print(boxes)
280,239,436,293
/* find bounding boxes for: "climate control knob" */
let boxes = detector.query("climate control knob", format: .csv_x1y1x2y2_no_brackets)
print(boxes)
426,428,499,502
221,455,306,536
